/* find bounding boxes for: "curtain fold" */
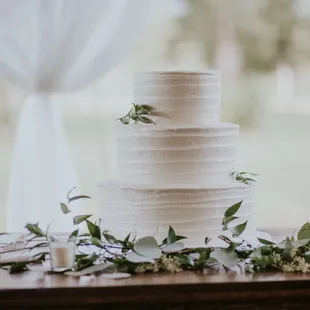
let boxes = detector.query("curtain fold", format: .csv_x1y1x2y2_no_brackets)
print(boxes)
0,0,163,232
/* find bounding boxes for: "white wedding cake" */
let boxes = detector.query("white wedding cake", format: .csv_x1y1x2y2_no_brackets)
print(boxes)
99,71,255,247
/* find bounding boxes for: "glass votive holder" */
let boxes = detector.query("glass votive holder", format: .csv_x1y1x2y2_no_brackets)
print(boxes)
48,234,76,272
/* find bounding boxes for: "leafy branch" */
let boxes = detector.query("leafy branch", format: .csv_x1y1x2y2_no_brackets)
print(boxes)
116,103,156,125
3,188,310,276
231,171,259,185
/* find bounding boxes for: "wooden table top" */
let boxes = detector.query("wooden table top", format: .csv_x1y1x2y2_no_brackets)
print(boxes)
2,265,310,309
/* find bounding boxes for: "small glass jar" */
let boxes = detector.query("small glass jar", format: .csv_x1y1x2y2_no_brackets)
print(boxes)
48,234,76,272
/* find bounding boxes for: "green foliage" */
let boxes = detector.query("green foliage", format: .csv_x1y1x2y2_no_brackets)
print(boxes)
231,172,258,185
73,215,92,225
231,221,248,237
210,248,239,268
25,223,46,237
224,201,243,217
7,188,310,277
258,238,275,245
86,220,101,240
133,237,162,259
60,203,70,214
116,103,156,125
297,223,310,240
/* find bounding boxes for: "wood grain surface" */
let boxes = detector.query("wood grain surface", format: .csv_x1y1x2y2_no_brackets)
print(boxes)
1,266,310,309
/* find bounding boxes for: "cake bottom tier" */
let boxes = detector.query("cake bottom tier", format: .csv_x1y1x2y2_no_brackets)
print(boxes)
98,182,256,247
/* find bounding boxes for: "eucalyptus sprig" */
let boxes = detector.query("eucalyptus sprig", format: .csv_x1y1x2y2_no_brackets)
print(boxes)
231,171,259,185
116,103,156,125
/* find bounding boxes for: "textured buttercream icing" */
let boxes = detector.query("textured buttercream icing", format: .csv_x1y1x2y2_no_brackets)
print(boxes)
99,70,255,247
134,71,221,125
117,123,238,184
99,182,255,247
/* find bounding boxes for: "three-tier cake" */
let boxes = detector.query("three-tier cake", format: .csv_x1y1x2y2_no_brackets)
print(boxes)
99,71,255,246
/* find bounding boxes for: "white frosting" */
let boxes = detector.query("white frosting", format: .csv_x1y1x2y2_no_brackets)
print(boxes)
117,123,238,184
134,71,221,125
99,182,255,247
99,70,256,247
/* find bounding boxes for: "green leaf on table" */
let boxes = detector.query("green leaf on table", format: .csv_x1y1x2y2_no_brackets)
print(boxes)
224,201,243,217
9,262,29,274
86,220,101,240
161,235,187,245
91,237,104,248
257,238,275,245
177,254,195,267
251,255,273,267
102,232,117,244
124,233,131,243
167,226,177,244
126,251,155,263
162,242,184,253
73,215,92,225
292,238,310,248
210,248,238,268
75,253,99,271
195,248,212,266
222,216,238,226
69,229,79,238
68,195,91,204
259,246,273,256
231,221,247,237
297,222,310,240
60,203,70,214
25,223,46,237
282,238,293,262
133,237,162,259
304,251,310,263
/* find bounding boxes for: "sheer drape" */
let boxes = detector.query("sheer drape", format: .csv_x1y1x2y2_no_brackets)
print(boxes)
0,0,162,232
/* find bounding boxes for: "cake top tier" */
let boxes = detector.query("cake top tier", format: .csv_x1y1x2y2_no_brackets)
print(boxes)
134,70,222,126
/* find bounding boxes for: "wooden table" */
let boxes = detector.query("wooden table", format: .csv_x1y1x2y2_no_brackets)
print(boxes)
1,266,310,309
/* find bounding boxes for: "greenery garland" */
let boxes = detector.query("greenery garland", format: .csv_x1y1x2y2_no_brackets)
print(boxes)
2,182,310,277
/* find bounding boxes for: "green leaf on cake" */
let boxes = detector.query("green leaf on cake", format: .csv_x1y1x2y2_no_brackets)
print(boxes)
116,103,156,126
133,237,162,259
224,201,243,217
297,222,310,240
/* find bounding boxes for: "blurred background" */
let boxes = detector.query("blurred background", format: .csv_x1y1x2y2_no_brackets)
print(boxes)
1,0,310,231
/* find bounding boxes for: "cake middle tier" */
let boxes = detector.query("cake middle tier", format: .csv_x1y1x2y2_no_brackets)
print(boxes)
117,123,238,184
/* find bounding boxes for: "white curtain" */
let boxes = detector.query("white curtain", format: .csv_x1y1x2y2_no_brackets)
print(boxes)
0,0,163,232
